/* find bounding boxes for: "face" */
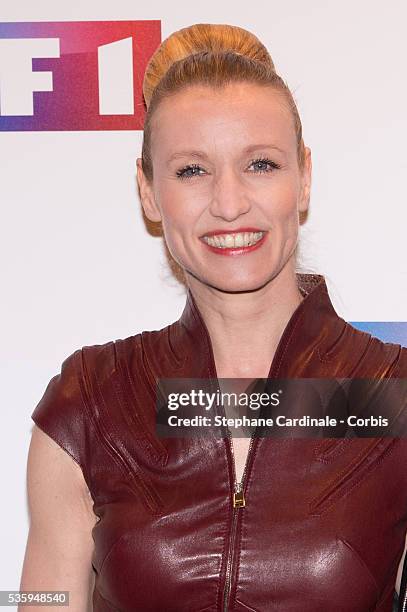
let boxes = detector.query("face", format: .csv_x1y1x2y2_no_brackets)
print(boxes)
137,82,312,293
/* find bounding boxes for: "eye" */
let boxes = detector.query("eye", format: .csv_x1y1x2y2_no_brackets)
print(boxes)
175,157,281,180
175,163,205,180
248,157,281,174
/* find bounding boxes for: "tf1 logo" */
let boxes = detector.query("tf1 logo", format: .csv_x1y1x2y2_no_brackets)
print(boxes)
0,20,161,131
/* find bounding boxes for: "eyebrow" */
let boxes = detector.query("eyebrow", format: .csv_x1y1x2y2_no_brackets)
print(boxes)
166,144,287,165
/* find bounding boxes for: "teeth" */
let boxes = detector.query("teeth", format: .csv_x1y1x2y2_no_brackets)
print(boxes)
202,231,264,249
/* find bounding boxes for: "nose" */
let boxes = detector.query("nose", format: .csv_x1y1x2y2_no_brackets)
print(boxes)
209,167,251,221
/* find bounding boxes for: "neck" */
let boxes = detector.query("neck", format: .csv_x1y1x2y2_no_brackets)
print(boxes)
185,263,304,379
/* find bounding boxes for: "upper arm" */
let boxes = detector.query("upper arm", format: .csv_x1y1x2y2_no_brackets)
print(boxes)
20,424,98,611
395,532,407,596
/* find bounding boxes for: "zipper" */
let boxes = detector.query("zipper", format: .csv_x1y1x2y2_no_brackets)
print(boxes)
222,426,256,611
197,286,313,611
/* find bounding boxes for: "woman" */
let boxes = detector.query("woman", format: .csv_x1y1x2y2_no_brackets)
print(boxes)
21,23,407,611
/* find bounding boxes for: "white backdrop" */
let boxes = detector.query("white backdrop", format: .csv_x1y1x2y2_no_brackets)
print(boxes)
1,0,406,597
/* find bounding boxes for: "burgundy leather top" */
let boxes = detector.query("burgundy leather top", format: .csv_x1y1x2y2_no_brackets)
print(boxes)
31,274,407,611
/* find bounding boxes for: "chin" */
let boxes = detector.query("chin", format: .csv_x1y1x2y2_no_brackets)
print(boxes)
202,274,274,294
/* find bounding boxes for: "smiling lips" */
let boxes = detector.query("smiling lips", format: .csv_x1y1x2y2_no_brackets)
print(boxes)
200,228,267,255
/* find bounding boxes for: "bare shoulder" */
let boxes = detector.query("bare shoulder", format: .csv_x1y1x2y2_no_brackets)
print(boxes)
20,425,97,611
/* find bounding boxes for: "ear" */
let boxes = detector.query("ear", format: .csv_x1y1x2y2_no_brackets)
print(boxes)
298,146,312,214
136,158,162,223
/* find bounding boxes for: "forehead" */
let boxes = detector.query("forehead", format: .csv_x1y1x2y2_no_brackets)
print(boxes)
150,82,297,160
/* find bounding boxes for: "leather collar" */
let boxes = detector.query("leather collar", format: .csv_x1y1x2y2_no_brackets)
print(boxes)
141,273,347,381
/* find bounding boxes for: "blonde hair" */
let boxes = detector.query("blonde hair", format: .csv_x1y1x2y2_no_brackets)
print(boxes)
141,23,306,182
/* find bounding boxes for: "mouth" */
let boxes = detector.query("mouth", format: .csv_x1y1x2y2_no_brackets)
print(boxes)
200,229,267,255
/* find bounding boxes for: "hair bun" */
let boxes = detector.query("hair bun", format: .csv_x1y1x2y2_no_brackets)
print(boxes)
143,23,275,108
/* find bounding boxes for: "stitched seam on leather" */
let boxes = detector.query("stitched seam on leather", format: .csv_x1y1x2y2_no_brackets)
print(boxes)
98,531,132,577
93,362,164,514
110,369,167,465
347,334,376,377
71,348,106,497
167,323,187,369
317,347,333,364
339,537,380,600
79,346,163,515
318,320,348,360
309,438,397,515
314,438,352,464
314,339,403,462
311,438,390,506
235,598,260,612
132,334,165,407
382,343,403,377
313,379,354,463
195,605,218,612
139,332,162,389
93,584,121,611
114,338,168,465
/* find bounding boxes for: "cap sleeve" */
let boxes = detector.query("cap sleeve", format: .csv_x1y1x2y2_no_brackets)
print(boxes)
31,348,88,474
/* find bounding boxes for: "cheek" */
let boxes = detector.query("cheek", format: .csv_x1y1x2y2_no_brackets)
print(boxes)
155,182,186,230
161,203,195,236
155,190,199,254
263,179,300,226
156,178,208,234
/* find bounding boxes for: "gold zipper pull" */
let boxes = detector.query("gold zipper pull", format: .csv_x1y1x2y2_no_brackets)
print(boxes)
233,482,245,508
